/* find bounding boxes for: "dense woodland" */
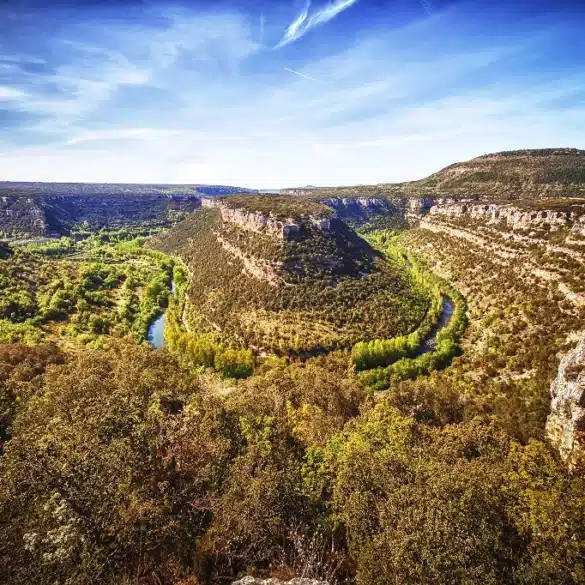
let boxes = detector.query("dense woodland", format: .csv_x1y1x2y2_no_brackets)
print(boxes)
2,176,585,585
0,232,174,347
1,342,585,585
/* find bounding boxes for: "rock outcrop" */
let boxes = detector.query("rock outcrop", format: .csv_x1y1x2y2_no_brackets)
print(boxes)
318,196,407,229
316,195,585,235
0,195,47,237
202,198,331,240
427,201,585,232
0,193,202,238
0,181,258,239
572,215,585,236
320,197,395,211
546,331,585,464
232,577,328,585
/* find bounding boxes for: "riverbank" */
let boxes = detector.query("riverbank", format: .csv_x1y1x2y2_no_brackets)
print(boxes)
354,231,468,391
146,229,467,386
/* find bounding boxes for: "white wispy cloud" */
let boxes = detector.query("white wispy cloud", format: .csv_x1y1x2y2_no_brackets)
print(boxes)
276,0,358,48
1,9,260,137
0,86,26,101
279,1,311,47
284,67,322,82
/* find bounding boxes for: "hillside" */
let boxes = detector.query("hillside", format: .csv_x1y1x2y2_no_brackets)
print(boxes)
153,196,429,355
5,149,585,239
282,148,585,203
409,148,585,199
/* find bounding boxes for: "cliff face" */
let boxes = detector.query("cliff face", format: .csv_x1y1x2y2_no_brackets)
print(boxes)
0,193,201,238
426,201,585,231
0,196,48,237
202,197,334,240
0,181,259,239
286,194,585,235
546,331,585,465
315,195,585,235
320,197,396,216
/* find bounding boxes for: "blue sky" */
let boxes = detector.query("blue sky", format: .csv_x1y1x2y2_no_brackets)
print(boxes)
0,0,584,188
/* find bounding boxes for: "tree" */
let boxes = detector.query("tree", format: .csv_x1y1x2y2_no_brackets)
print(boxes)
0,342,233,585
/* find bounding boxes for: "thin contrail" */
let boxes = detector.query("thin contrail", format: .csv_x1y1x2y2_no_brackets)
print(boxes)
284,67,321,83
420,0,433,15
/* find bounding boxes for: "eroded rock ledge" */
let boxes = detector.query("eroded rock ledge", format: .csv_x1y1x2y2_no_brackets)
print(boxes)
203,198,304,239
427,201,585,233
232,577,328,585
546,330,585,464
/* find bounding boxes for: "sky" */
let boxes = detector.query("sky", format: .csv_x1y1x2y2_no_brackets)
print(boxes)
0,0,584,188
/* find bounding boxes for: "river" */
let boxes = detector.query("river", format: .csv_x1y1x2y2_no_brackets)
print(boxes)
147,312,166,349
147,281,175,350
147,287,456,357
416,295,454,356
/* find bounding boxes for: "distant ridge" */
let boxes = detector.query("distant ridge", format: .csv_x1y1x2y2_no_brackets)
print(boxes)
406,147,585,199
280,148,585,202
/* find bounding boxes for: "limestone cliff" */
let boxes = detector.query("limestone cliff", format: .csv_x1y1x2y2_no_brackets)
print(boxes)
0,192,202,238
0,181,256,239
546,331,585,464
427,200,585,231
232,577,328,585
201,196,337,241
315,193,585,234
202,198,304,240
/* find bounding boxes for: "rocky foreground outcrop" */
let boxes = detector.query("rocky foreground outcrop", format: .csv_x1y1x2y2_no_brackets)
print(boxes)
232,577,328,585
546,331,585,464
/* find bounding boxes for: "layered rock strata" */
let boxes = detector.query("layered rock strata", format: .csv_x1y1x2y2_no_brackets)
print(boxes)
546,331,585,465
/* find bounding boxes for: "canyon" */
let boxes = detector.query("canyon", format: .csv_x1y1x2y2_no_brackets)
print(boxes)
3,148,585,584
0,182,257,238
3,149,585,463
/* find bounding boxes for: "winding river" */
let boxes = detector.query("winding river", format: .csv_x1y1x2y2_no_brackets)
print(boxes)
416,294,455,356
149,292,456,358
147,281,175,350
147,312,167,349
